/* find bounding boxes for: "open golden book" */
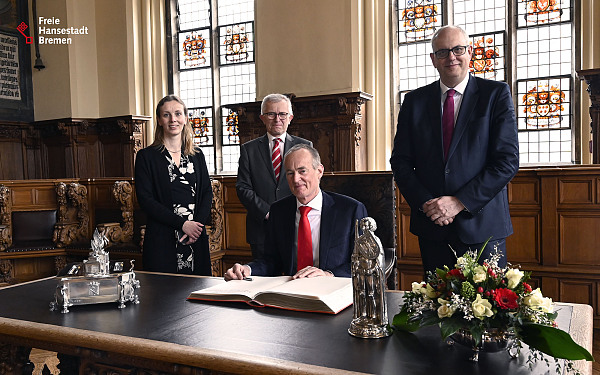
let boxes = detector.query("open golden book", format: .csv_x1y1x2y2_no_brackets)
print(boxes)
187,276,353,314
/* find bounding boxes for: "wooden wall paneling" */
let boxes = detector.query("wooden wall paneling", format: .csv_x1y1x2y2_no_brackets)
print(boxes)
559,213,600,266
506,213,540,265
539,173,560,267
558,177,595,204
558,279,596,307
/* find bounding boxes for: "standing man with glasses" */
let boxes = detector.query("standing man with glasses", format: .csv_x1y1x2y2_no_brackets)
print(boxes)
236,93,312,260
390,25,519,276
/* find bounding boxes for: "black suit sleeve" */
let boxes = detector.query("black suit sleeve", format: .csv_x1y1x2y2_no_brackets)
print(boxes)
192,150,213,225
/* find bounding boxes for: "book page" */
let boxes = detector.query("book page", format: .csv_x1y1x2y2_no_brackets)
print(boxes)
188,276,292,300
260,276,351,299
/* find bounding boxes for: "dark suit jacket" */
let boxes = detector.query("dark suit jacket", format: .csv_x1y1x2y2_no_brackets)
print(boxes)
248,191,368,277
135,146,212,275
389,76,519,244
236,133,312,245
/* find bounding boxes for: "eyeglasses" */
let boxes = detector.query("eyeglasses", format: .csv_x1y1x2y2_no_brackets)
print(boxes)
264,112,289,120
433,45,469,59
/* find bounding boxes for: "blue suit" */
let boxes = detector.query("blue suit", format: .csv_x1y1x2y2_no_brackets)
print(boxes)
390,76,519,268
248,191,368,277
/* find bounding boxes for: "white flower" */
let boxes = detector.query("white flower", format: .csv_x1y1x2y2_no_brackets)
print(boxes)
437,298,456,318
456,256,468,268
411,282,425,294
472,294,494,320
505,268,524,289
523,288,553,313
472,266,487,283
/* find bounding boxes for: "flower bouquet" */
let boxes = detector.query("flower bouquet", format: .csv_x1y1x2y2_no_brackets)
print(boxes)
392,241,594,373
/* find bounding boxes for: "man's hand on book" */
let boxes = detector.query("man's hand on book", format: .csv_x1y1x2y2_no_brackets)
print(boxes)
292,266,334,279
224,263,251,281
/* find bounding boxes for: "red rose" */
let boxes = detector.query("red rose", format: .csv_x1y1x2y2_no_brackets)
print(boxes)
523,282,532,293
494,288,519,309
447,269,464,279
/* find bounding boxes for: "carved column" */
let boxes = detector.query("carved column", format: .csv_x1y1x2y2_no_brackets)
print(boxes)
578,69,600,163
226,92,372,172
0,185,12,251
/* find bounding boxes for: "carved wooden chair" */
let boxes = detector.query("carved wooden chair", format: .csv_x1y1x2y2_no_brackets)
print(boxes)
206,180,224,276
53,182,90,248
96,181,135,247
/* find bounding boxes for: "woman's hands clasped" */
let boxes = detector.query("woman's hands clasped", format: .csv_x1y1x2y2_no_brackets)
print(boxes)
179,220,205,244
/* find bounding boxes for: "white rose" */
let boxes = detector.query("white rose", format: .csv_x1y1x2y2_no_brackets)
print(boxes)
472,294,494,320
411,282,425,294
505,268,524,289
472,266,487,283
524,288,553,313
437,298,456,318
456,257,468,268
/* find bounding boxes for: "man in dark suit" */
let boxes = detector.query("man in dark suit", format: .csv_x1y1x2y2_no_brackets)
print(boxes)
389,25,519,274
236,94,311,259
225,144,367,280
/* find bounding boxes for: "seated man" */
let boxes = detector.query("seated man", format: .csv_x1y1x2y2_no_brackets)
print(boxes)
225,144,367,280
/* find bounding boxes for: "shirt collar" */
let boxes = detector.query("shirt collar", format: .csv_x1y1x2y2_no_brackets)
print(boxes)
440,74,470,96
267,132,287,144
296,189,323,212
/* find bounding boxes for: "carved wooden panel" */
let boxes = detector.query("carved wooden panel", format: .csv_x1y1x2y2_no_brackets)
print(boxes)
558,178,595,205
224,210,249,250
558,279,595,306
506,214,540,264
559,213,600,266
508,177,539,204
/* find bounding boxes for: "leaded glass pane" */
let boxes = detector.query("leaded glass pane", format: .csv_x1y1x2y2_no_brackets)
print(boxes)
469,32,505,81
179,29,212,70
179,69,213,109
397,0,442,44
454,0,505,35
178,0,210,31
516,24,571,78
516,76,571,130
397,43,438,93
189,107,214,146
517,0,571,27
219,22,255,65
217,0,254,24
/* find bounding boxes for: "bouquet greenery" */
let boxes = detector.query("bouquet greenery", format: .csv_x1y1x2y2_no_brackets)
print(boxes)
392,241,593,373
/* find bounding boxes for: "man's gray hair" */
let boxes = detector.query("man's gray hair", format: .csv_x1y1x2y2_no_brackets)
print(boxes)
261,93,293,116
430,25,470,50
284,144,321,169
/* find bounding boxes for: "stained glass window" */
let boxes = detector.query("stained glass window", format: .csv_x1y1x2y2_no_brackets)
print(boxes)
395,0,576,165
175,0,255,174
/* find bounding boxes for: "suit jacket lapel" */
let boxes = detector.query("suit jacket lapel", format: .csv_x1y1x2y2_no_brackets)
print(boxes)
284,197,298,274
259,134,277,182
318,191,335,269
448,76,478,161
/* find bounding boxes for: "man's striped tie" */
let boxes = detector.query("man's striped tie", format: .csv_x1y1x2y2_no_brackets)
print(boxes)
272,138,281,181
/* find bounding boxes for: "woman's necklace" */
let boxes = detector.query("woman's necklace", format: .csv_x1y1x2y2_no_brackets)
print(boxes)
166,148,181,153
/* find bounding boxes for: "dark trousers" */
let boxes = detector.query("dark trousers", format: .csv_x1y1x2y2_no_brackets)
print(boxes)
418,233,507,277
250,243,264,260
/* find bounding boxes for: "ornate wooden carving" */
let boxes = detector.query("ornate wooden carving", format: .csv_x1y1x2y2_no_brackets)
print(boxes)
578,69,600,163
0,185,12,251
0,343,34,374
226,92,372,172
97,181,135,246
208,180,224,254
53,182,90,247
0,259,14,284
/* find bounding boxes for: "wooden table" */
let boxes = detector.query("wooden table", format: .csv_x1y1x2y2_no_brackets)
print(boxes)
0,272,593,375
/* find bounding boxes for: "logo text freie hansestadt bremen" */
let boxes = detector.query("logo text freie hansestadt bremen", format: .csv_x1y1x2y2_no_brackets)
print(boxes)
38,17,88,45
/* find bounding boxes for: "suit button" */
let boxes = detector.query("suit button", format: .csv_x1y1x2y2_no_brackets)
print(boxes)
445,169,450,175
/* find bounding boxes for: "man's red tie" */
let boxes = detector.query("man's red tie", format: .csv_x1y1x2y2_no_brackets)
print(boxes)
442,88,456,160
272,138,281,181
297,206,313,271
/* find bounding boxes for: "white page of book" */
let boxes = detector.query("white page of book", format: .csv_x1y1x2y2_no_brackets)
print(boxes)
260,276,351,299
195,276,292,299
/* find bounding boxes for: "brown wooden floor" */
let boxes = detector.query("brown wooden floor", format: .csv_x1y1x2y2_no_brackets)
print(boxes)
27,331,600,374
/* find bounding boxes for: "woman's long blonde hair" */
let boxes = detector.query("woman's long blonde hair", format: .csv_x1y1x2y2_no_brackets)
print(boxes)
150,95,196,156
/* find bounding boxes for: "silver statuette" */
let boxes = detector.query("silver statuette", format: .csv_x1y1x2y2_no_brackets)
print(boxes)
348,217,391,338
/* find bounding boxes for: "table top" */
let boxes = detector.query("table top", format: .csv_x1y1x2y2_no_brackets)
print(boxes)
0,272,591,375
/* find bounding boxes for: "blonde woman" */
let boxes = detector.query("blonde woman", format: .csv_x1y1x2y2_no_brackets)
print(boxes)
135,95,212,275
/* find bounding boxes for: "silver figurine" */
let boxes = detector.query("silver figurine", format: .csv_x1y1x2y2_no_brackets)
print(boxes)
348,217,391,338
50,229,140,313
